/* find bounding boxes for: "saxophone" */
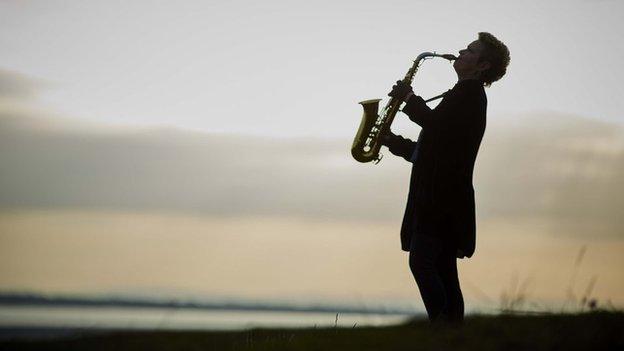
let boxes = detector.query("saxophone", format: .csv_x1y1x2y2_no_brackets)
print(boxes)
351,52,456,163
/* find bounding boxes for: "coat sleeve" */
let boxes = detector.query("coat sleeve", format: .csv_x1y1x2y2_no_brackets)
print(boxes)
401,88,479,132
382,132,417,162
401,95,435,128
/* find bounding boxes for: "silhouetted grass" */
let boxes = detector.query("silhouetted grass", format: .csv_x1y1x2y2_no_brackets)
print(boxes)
1,311,622,351
499,245,611,314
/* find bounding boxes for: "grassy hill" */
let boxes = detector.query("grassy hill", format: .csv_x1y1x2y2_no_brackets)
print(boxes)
1,311,622,351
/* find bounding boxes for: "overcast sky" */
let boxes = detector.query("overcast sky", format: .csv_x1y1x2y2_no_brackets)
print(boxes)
0,0,623,137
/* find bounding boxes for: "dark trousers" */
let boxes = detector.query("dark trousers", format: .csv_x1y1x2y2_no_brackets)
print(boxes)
409,234,464,323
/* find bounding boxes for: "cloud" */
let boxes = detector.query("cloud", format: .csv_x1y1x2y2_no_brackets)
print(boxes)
0,110,406,221
0,108,623,238
0,69,42,101
477,113,624,235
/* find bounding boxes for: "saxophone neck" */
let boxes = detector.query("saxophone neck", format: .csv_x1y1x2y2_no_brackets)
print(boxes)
415,52,437,62
416,52,457,61
404,52,457,82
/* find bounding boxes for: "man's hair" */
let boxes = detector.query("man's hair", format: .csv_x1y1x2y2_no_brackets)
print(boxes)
477,32,510,87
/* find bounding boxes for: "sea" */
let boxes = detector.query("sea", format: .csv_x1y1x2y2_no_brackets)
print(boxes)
0,304,418,340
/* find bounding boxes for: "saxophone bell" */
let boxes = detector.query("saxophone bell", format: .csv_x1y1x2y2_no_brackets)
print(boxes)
351,98,382,163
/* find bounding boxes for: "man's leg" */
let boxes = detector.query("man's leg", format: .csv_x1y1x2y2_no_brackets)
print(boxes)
409,234,448,322
437,245,464,323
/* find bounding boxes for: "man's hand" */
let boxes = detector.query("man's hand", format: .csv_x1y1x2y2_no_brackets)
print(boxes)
388,80,414,101
379,130,396,146
379,131,392,146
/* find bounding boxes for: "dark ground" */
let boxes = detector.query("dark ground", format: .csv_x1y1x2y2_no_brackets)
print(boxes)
1,311,622,351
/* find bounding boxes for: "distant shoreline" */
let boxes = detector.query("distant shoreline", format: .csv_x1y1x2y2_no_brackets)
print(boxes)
0,292,419,316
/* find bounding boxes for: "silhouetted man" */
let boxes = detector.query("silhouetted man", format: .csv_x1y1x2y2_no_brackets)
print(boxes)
382,32,510,323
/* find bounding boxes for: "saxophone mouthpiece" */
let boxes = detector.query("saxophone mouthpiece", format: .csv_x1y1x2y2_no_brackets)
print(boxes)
441,54,457,61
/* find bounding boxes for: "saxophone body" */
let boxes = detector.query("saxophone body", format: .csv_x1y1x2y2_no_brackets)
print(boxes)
351,52,456,163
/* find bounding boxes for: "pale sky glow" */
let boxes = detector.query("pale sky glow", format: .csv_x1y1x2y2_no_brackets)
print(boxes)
1,1,623,309
0,0,622,137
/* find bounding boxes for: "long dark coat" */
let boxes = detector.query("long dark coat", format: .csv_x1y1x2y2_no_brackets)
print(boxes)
384,79,487,258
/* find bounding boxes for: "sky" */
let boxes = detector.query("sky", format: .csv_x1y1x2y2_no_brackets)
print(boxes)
1,0,623,312
0,0,623,136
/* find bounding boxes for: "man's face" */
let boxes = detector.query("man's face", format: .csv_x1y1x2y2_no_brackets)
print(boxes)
453,40,489,79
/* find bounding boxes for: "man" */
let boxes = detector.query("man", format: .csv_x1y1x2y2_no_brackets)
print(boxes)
381,32,510,323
